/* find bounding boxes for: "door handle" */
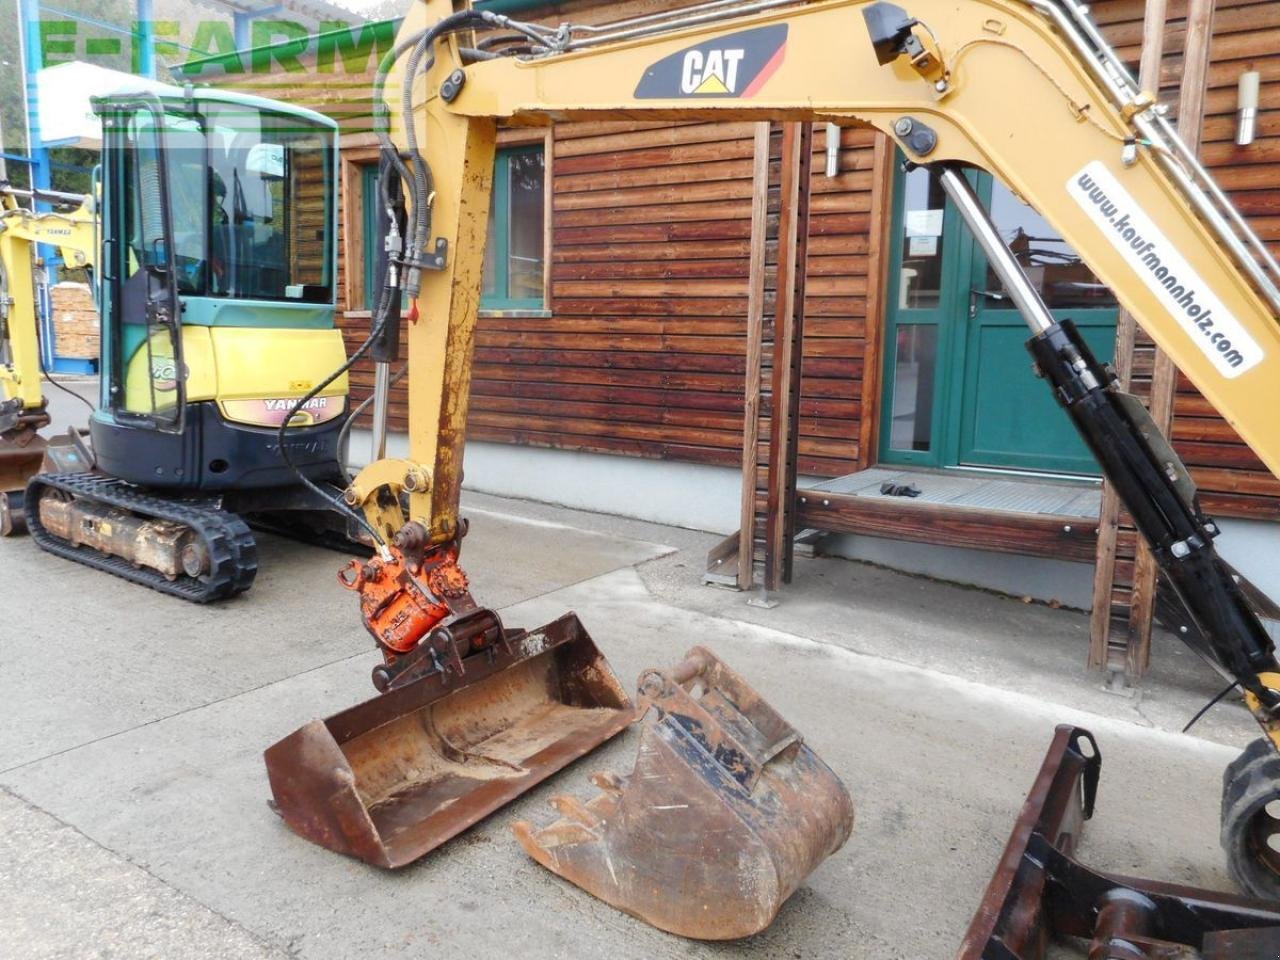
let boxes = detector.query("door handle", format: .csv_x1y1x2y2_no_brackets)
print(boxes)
969,287,1008,319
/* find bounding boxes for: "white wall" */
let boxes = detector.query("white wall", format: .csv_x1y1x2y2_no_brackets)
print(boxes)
351,431,1279,609
1216,517,1280,600
818,533,1097,609
350,431,742,533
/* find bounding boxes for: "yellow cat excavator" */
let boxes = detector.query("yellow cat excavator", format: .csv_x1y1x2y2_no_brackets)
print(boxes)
264,0,1280,944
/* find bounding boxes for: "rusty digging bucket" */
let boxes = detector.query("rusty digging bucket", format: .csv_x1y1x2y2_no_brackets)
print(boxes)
0,426,94,535
513,646,854,940
264,612,634,869
0,440,43,535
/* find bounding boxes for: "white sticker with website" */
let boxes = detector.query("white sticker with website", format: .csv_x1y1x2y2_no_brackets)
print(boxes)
1067,160,1263,378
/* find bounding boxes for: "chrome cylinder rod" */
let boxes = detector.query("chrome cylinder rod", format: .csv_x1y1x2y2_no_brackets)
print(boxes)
371,361,391,462
938,166,1055,336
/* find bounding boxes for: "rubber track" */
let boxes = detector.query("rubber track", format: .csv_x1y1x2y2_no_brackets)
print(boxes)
25,473,258,602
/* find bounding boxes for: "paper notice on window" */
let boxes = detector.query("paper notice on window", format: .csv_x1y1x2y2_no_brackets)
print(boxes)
906,209,944,237
908,235,938,257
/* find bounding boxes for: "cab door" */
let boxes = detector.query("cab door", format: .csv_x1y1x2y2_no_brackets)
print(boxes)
101,101,185,433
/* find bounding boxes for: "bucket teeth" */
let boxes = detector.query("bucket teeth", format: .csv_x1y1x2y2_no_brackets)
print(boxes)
549,794,604,828
513,646,854,941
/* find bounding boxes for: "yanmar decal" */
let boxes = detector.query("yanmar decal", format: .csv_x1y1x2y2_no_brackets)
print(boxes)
220,395,344,428
150,354,186,392
634,25,787,99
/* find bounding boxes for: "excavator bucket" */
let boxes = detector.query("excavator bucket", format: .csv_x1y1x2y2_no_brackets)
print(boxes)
513,646,854,940
0,438,43,535
264,612,633,869
0,427,94,536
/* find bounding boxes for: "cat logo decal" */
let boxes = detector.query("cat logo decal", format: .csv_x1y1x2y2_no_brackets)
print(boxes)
635,26,788,99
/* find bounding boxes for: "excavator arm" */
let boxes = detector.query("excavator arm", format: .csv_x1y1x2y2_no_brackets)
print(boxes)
0,186,97,534
294,0,1280,901
0,186,97,418
368,0,1280,542
353,0,1280,697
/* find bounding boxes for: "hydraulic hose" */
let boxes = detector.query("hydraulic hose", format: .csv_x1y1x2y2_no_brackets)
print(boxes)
284,9,548,542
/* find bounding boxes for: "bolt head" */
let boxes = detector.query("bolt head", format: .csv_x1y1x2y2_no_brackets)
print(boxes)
894,117,914,136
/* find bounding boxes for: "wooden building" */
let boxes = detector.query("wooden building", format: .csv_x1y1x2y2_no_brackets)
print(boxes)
179,0,1280,683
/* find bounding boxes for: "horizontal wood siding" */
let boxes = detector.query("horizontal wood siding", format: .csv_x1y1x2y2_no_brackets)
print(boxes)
797,124,878,477
469,120,756,465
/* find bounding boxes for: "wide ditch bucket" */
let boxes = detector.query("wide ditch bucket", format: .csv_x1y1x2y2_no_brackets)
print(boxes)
264,612,633,869
513,646,854,940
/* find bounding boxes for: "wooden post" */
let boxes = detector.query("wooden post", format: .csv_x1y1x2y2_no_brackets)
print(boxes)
1090,0,1217,678
857,132,896,470
764,122,813,592
736,122,773,591
1126,0,1217,675
1089,0,1167,671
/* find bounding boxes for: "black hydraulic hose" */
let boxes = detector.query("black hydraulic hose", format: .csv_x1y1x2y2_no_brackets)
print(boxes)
276,308,393,548
292,9,544,541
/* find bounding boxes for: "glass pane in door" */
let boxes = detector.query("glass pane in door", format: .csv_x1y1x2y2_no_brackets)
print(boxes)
897,165,948,309
889,324,938,453
983,184,1118,310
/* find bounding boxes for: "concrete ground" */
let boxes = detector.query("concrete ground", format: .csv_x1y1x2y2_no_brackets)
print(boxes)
0,377,1265,958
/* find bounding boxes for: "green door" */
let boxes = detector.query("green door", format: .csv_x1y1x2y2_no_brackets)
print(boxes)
880,163,1119,476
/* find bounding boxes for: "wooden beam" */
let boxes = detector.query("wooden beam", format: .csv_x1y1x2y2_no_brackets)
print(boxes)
796,491,1098,563
1089,0,1168,674
764,122,813,591
736,122,772,591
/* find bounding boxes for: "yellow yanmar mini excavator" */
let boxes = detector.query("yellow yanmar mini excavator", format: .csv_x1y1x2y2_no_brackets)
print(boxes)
0,86,367,601
262,0,1280,946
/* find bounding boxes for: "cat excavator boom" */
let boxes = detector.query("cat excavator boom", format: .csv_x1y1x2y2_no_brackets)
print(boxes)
265,0,1280,932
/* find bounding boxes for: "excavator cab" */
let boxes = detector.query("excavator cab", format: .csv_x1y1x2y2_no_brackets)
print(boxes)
16,87,365,600
89,89,347,491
